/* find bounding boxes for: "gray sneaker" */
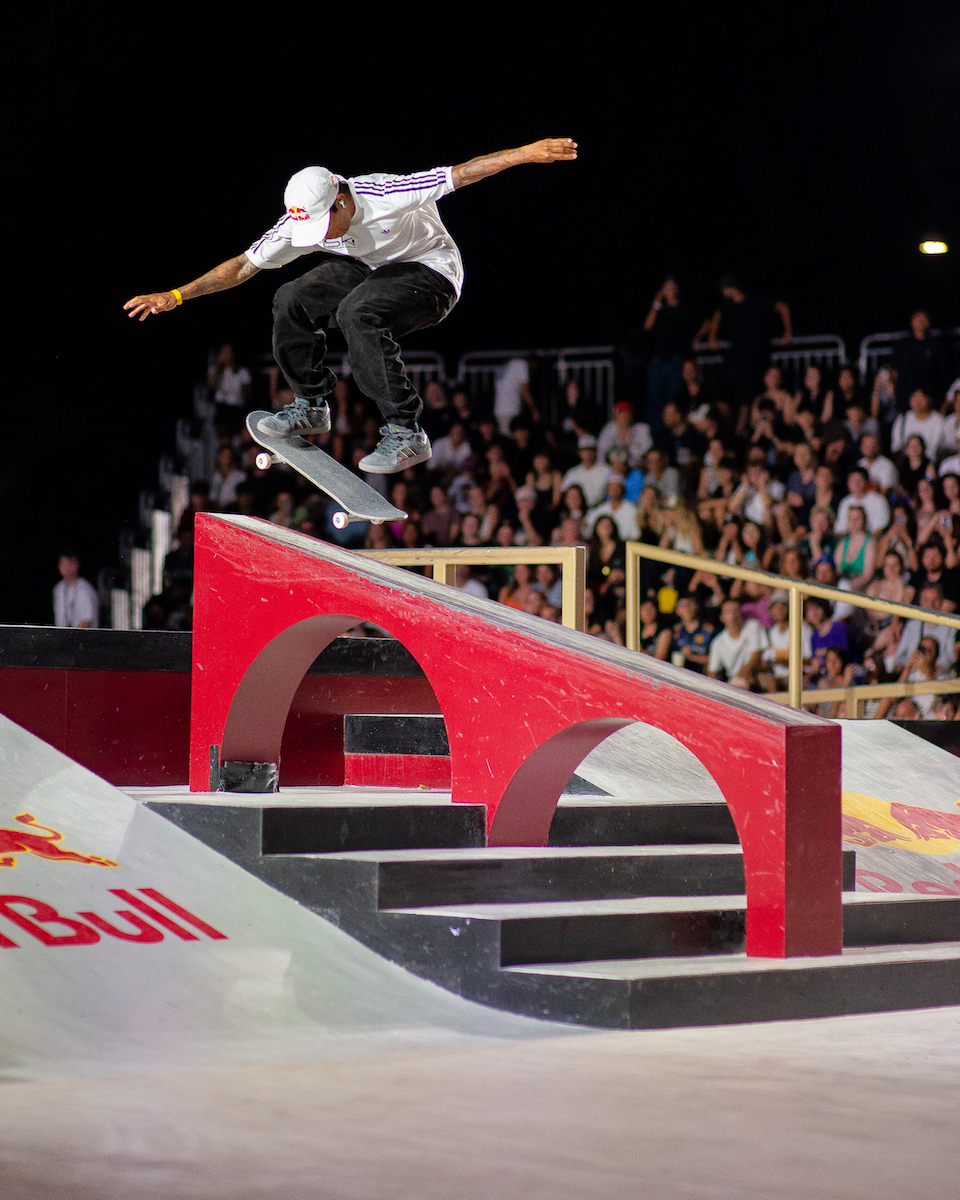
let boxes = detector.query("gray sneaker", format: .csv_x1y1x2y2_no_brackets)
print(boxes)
257,398,331,437
358,424,432,473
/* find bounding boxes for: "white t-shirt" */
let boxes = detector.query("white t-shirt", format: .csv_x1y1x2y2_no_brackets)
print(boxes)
561,462,613,508
859,454,898,492
53,579,99,628
493,358,530,429
891,410,946,459
246,166,463,296
708,618,769,680
211,365,251,408
835,490,891,534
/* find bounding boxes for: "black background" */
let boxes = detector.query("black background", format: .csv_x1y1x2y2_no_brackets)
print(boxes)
3,3,958,620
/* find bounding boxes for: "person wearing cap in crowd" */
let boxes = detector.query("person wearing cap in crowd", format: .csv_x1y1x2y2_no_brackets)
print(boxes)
758,589,813,693
124,137,577,473
560,435,612,508
596,401,652,470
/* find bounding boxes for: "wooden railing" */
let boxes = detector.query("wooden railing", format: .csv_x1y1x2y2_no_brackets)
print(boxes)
625,542,960,711
360,546,586,631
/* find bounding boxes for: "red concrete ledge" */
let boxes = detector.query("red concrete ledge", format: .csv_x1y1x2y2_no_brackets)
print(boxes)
191,513,842,958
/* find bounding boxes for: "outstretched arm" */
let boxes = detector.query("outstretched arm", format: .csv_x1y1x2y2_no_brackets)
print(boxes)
123,253,261,321
451,138,577,189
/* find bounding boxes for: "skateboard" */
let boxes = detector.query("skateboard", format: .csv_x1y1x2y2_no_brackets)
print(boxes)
246,411,407,529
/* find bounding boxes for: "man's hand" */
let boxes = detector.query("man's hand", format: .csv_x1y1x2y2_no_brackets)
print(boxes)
123,254,260,321
123,292,179,321
521,137,578,164
452,138,577,189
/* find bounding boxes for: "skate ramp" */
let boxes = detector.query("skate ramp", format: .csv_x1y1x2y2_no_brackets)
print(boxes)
0,714,578,1081
574,720,960,897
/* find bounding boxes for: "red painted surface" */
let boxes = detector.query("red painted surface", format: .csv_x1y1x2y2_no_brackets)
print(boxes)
0,668,437,787
0,668,190,785
344,753,452,789
190,514,844,957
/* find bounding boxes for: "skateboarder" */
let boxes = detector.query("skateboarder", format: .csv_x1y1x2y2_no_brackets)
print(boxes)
124,137,578,474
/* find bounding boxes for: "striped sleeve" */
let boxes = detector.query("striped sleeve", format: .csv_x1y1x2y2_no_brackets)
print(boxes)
245,214,313,269
351,166,454,215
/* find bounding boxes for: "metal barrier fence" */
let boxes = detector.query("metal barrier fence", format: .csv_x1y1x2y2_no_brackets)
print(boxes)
857,328,960,385
360,545,586,631
456,347,616,427
624,541,960,713
694,334,847,392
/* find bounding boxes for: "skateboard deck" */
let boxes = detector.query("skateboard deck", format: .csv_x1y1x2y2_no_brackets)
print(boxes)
246,411,407,529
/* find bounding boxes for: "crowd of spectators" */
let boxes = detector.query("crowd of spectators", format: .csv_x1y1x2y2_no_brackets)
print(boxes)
152,300,960,719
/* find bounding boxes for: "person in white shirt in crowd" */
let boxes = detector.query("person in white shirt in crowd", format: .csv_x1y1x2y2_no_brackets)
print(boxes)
891,583,956,673
586,476,640,541
455,567,489,599
875,634,951,720
427,421,473,474
891,389,947,461
858,433,898,493
936,384,960,459
834,466,891,534
642,447,682,505
53,555,99,629
757,590,813,693
560,435,612,508
707,598,769,688
728,447,785,533
207,342,251,410
937,427,960,478
493,357,538,435
596,402,652,471
208,445,248,509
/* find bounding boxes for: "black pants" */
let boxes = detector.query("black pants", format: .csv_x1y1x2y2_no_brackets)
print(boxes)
272,256,457,427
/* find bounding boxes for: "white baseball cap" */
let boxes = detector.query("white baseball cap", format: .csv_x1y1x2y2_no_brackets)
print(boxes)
283,166,341,246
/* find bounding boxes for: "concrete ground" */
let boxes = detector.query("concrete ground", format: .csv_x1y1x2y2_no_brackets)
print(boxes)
2,1003,958,1200
2,716,958,1199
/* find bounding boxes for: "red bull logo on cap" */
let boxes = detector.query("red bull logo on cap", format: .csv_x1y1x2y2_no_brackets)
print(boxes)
287,206,311,221
0,812,118,869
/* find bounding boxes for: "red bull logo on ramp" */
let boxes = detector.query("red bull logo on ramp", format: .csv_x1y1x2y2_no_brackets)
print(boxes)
0,813,118,869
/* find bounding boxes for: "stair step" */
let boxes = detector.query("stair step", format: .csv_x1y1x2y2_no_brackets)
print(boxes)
300,844,748,906
384,894,960,966
261,803,487,853
549,798,738,845
390,895,748,964
504,942,960,1028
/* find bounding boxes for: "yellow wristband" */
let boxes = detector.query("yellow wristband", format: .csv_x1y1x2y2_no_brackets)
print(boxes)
171,288,183,305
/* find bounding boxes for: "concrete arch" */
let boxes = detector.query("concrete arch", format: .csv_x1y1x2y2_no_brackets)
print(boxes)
488,718,732,847
190,514,842,957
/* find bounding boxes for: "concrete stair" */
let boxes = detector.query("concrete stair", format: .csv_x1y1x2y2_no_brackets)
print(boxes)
146,789,960,1029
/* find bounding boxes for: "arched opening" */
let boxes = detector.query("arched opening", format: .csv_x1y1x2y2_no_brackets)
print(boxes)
220,613,447,788
488,718,734,847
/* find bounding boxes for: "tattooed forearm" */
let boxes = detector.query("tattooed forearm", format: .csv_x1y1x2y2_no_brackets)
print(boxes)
451,139,578,190
180,254,260,300
451,148,527,190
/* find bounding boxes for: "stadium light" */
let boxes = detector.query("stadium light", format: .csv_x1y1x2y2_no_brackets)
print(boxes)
920,238,948,255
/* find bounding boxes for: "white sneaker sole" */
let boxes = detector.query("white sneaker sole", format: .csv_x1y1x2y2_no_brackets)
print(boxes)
359,445,432,474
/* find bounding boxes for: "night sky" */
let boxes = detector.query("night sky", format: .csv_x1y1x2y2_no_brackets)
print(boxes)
3,4,959,620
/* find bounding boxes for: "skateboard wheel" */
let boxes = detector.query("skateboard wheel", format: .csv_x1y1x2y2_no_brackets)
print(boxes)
255,451,272,471
371,518,384,526
332,511,349,529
